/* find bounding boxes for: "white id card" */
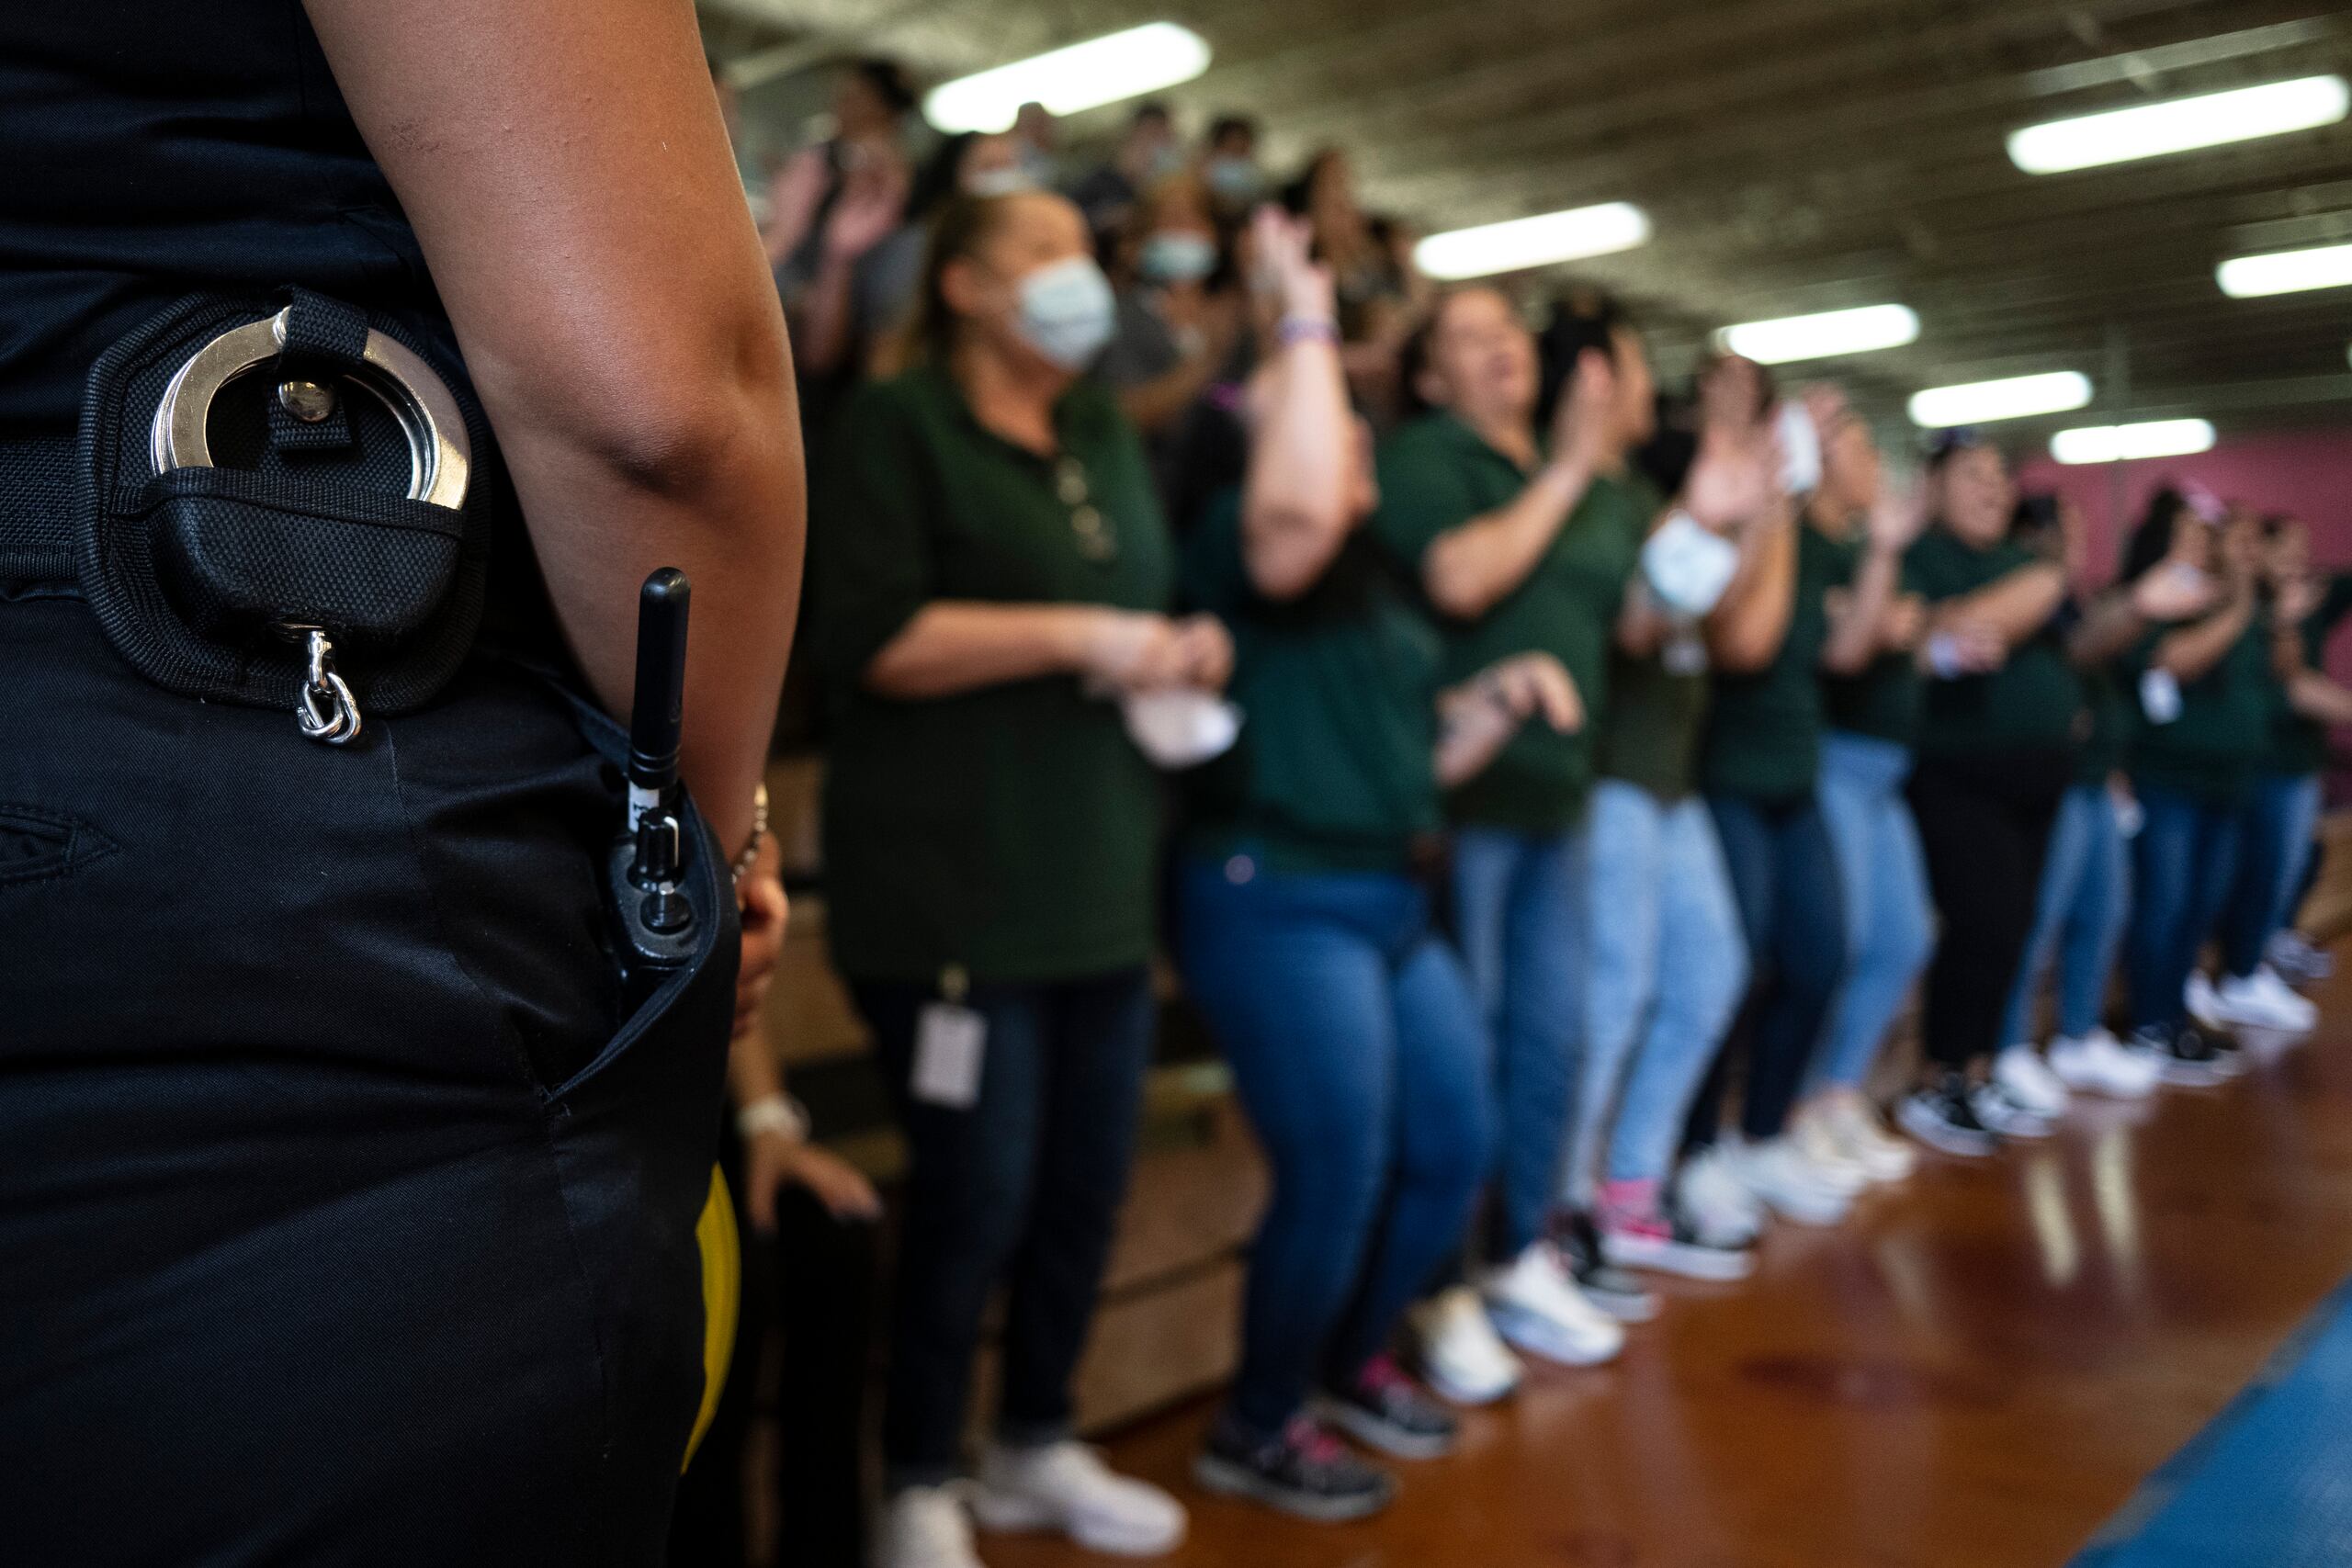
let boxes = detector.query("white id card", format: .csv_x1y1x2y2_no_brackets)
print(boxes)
2140,668,2183,726
911,1002,988,1109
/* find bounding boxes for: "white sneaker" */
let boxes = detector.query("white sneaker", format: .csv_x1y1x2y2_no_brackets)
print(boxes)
1816,1092,1918,1182
2185,971,2223,1032
970,1442,1186,1558
875,1486,984,1568
1676,1143,1764,1247
1788,1111,1874,1194
1734,1138,1852,1227
1479,1244,1624,1367
1994,1044,2072,1119
1409,1285,1522,1406
2048,1028,2160,1099
2212,966,2319,1034
1970,1081,2054,1139
2267,930,2333,983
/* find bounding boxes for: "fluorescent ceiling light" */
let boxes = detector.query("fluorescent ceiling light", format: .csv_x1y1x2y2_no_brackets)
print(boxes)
2051,419,2217,465
925,23,1212,133
1414,203,1652,280
2217,241,2352,299
1718,304,1919,365
1907,371,2092,427
2007,74,2348,175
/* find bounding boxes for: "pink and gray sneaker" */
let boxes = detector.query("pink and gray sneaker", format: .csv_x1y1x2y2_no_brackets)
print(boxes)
1597,1178,1757,1282
1194,1412,1395,1522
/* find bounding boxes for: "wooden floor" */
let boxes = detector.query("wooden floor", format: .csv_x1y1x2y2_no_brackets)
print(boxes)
989,965,2352,1568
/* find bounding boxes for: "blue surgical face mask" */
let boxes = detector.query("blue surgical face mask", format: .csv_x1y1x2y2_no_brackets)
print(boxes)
1144,144,1185,184
963,164,1035,198
1139,231,1218,284
1204,155,1261,202
1013,255,1116,370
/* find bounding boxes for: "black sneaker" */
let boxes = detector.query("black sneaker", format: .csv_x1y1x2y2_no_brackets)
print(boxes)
1553,1210,1662,1323
2202,1027,2250,1077
1897,1074,1999,1157
1314,1354,1458,1460
1193,1412,1396,1522
2134,1024,2230,1087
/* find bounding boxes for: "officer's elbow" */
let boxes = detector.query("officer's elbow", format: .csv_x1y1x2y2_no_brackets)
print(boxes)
485,300,799,514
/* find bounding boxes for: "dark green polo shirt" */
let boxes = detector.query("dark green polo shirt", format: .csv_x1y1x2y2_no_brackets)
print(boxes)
2266,573,2352,776
1181,492,1442,874
1597,649,1710,802
1907,528,2081,758
1372,413,1645,832
809,366,1174,984
1702,524,1849,802
2076,664,2129,787
2125,614,2271,802
1818,532,1924,746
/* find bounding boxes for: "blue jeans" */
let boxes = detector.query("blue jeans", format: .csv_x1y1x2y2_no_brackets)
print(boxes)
1694,794,1847,1144
2127,783,2245,1034
2222,772,2323,979
1812,732,1936,1091
1451,823,1586,1259
1570,781,1748,1194
1179,855,1494,1438
856,967,1157,1488
2000,783,2132,1046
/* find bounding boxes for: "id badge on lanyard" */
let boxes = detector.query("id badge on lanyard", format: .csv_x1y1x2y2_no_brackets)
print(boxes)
911,964,988,1110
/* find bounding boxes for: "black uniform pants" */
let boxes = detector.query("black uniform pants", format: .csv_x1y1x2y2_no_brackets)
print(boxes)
1907,749,2070,1074
0,589,737,1566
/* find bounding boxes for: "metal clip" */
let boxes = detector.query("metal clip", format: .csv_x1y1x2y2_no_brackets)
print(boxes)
287,626,362,746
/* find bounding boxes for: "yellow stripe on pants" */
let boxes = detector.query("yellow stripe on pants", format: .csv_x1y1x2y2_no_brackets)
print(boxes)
683,1164,740,1472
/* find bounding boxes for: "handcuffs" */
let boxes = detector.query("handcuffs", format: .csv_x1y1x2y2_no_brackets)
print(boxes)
147,306,473,746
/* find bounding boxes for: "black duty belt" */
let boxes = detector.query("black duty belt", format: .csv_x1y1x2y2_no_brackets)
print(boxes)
0,434,80,587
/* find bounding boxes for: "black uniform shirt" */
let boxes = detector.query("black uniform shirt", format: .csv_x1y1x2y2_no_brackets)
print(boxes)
0,3,436,435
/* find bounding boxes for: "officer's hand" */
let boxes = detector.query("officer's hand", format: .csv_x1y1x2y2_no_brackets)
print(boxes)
734,833,787,1037
745,1130,882,1232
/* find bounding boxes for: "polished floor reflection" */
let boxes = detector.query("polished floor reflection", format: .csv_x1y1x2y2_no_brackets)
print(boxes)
989,983,2352,1568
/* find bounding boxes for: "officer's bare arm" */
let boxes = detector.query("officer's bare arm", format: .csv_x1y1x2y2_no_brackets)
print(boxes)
303,0,802,856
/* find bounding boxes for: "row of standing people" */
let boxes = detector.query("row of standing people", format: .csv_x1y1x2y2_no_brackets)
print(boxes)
797,188,2343,1568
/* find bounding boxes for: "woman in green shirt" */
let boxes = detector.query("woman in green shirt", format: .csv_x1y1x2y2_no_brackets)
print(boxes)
2117,501,2275,1077
1180,214,1579,1520
809,190,1227,1568
1369,286,1650,1359
2210,513,2346,1025
1895,435,2078,1153
1793,401,1933,1181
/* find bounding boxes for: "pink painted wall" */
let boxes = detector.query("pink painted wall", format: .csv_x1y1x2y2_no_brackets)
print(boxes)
2015,425,2352,586
2018,424,2352,791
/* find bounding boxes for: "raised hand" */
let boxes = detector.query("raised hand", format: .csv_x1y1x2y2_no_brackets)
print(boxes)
1549,348,1618,474
822,157,909,262
1250,205,1334,326
1684,354,1782,531
2277,573,2324,627
763,145,831,259
2131,560,2219,625
1868,475,1928,552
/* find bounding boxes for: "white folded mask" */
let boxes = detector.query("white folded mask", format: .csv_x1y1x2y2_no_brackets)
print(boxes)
1120,688,1243,770
1776,400,1822,497
2140,668,2183,726
1642,510,1742,619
